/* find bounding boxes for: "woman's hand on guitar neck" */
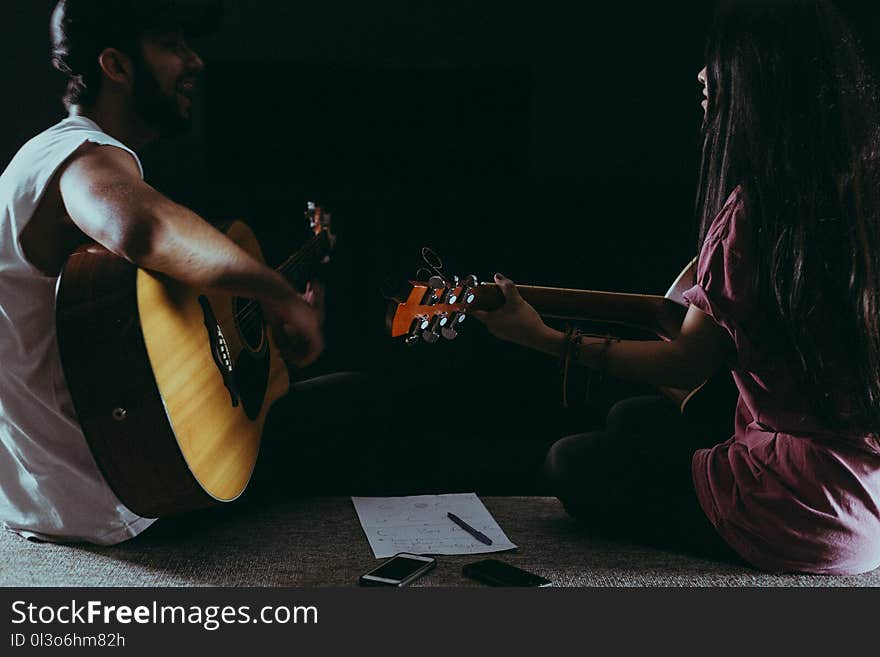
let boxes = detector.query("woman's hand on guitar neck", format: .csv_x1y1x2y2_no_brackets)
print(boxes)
471,274,565,356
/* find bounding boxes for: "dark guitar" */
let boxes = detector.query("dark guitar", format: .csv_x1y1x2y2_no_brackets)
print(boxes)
387,259,738,419
55,202,333,518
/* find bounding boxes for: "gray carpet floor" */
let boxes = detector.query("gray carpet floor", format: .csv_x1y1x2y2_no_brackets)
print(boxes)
2,497,879,586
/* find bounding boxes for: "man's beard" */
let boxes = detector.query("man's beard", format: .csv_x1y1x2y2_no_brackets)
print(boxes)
131,62,192,137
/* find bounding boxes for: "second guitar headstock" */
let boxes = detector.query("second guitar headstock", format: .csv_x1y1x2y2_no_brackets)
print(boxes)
387,274,482,344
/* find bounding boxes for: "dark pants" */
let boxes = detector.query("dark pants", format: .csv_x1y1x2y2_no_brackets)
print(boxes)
542,395,744,563
247,371,393,496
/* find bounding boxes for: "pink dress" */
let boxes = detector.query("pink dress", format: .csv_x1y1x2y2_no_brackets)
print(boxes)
683,187,880,574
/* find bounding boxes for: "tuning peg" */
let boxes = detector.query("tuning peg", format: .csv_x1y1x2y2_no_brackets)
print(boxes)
460,275,479,305
441,311,468,340
421,313,447,343
427,275,445,290
410,315,430,333
405,315,429,345
420,288,440,306
432,276,460,304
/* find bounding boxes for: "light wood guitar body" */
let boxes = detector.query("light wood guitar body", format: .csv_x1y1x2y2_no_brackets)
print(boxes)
136,221,289,503
56,207,332,518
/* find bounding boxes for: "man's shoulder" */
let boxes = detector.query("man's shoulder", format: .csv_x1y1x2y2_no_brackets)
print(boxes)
17,116,88,152
6,117,143,188
3,117,98,176
59,140,143,185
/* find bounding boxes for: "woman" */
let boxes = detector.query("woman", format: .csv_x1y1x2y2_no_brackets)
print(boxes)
474,0,880,574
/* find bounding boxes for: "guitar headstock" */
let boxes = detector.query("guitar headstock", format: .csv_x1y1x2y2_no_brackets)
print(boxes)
306,200,333,232
305,200,336,259
387,274,482,344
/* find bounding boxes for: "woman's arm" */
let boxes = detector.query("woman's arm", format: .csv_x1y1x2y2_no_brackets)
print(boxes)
472,274,734,390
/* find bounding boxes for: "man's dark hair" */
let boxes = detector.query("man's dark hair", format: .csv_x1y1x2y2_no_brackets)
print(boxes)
697,0,880,433
49,0,222,109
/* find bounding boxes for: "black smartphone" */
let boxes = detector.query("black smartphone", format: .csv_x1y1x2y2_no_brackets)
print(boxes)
462,559,553,587
358,553,436,587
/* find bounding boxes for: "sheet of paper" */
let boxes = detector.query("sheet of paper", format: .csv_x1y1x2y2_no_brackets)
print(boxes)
352,493,517,559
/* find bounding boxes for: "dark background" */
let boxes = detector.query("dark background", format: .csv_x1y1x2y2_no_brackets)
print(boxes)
3,1,880,494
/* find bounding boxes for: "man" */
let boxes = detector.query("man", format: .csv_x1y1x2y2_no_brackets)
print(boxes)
0,0,323,545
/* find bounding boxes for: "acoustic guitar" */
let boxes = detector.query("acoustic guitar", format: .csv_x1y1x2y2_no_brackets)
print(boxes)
56,203,333,518
387,259,737,419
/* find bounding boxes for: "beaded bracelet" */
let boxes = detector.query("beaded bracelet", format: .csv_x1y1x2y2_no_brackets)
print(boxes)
559,328,620,407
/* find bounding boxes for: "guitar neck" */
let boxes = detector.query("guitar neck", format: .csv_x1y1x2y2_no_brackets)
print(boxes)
471,283,687,339
275,231,331,289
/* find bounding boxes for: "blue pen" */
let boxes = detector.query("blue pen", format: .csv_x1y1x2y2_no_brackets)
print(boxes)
447,512,493,546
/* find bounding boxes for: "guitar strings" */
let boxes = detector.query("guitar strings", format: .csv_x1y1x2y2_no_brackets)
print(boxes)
233,232,328,329
235,233,325,327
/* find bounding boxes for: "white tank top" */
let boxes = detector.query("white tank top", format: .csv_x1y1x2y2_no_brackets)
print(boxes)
0,115,156,544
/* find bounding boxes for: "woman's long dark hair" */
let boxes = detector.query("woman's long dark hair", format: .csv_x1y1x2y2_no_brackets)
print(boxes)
697,0,880,433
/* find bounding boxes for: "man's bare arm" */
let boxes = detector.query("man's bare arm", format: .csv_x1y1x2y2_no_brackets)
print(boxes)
57,143,322,366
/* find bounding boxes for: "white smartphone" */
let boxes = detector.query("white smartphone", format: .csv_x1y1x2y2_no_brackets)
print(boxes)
358,553,436,587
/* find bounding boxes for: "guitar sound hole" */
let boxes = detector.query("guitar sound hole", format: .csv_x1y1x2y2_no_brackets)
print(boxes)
233,298,266,352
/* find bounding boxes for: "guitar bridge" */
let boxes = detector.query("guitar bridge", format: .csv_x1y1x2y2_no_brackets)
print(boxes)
199,296,240,407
